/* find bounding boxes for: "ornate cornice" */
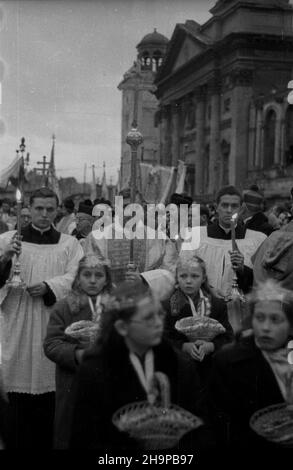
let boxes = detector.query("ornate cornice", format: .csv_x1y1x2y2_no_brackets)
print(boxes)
194,85,208,101
171,102,181,114
230,68,254,87
207,73,222,95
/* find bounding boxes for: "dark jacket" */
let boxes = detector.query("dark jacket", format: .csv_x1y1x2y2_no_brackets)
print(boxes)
69,339,211,451
163,291,234,352
244,212,274,236
43,294,93,449
0,390,11,449
207,336,285,450
253,220,293,290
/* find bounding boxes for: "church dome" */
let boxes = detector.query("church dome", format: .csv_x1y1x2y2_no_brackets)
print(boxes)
137,29,169,48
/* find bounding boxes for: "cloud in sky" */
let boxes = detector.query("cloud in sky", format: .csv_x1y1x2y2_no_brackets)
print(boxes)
0,0,214,184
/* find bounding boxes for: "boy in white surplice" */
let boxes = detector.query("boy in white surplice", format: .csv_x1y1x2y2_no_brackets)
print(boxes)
0,188,83,449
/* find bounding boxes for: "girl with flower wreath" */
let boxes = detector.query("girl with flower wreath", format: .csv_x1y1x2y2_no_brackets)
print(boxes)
208,280,293,451
43,254,112,449
163,254,234,375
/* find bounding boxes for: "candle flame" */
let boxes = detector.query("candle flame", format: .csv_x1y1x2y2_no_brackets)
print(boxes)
16,188,22,202
231,213,238,222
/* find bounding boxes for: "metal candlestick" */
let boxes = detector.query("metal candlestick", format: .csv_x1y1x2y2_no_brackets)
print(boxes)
227,213,246,334
6,188,26,289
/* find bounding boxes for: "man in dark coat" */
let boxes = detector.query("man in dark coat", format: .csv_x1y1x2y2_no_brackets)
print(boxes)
253,219,293,290
241,189,274,236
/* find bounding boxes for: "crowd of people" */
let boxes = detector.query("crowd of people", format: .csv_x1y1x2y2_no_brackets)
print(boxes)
0,184,292,459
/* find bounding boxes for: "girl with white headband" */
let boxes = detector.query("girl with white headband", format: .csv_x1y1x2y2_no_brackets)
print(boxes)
44,254,112,449
163,254,233,380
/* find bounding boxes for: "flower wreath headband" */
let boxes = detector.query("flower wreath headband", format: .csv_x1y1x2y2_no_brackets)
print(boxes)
79,254,111,270
176,254,206,274
247,280,293,305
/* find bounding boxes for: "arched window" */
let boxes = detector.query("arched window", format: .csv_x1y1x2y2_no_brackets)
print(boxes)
141,52,151,70
184,100,196,130
263,109,276,169
221,139,230,186
285,105,293,166
153,50,163,72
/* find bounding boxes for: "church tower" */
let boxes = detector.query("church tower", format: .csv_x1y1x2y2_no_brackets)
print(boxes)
118,29,168,191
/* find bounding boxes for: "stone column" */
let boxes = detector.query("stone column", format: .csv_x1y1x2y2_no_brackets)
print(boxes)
171,103,180,167
253,97,264,168
274,102,283,165
160,106,169,166
230,68,254,189
248,101,256,170
280,118,286,166
209,80,221,194
195,86,206,198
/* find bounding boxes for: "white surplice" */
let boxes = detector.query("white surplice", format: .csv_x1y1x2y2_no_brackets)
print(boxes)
0,231,83,394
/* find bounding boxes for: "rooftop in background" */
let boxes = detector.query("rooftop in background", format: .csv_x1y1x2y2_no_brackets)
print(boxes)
137,28,169,48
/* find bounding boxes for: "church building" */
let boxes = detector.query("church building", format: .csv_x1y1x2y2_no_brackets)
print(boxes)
155,0,293,203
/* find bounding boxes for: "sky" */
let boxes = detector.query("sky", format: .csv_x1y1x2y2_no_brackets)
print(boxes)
0,0,215,184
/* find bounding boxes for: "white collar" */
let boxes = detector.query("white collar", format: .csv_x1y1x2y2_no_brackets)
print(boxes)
187,289,206,317
31,224,52,234
129,349,156,404
88,294,102,322
219,223,236,234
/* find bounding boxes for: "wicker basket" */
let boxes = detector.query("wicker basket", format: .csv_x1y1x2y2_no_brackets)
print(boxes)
113,401,203,450
65,320,100,345
175,316,226,342
250,403,293,447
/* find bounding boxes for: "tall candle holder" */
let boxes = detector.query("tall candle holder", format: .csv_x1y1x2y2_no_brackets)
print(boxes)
6,188,26,289
227,213,246,335
126,121,143,267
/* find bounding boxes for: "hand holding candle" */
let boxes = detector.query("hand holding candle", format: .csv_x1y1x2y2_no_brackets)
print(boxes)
230,213,238,251
5,188,25,289
16,188,22,240
230,213,244,272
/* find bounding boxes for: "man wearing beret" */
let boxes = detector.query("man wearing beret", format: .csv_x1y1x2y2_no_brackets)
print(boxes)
241,188,274,236
56,198,76,235
71,201,94,243
253,187,293,290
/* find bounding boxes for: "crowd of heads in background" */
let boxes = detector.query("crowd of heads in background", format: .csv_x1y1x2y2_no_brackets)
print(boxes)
1,184,293,237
